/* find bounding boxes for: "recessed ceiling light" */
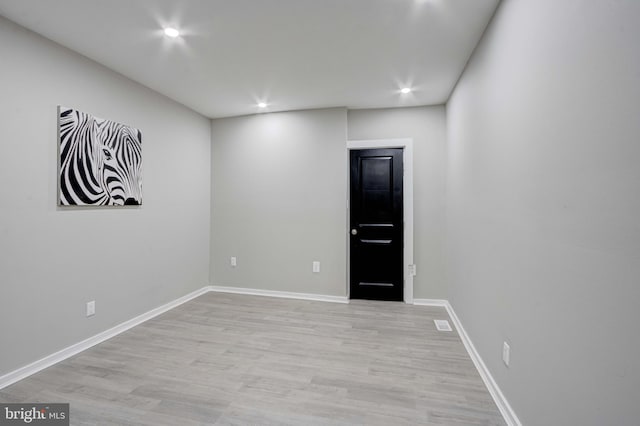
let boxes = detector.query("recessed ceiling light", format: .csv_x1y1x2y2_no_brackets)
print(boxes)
164,27,180,38
258,102,267,108
401,87,412,94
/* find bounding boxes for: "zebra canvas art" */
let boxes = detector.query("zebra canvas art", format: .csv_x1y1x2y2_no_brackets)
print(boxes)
58,106,142,206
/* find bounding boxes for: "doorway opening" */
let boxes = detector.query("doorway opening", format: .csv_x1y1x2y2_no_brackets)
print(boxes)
346,139,414,303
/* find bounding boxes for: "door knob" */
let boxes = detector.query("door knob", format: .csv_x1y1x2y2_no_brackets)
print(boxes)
351,229,358,235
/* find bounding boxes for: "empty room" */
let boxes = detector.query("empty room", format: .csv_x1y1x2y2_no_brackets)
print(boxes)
0,0,638,425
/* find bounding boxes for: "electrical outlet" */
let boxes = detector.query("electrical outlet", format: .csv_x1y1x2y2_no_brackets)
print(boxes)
409,264,417,276
230,256,237,267
503,341,510,367
86,300,95,317
312,261,320,273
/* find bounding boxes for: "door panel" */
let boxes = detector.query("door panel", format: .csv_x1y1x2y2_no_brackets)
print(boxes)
350,148,403,301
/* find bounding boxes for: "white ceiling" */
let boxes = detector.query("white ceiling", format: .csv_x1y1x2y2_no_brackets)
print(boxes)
0,0,499,118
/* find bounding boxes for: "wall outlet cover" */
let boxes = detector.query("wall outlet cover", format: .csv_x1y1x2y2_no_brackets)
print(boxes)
409,264,417,276
86,300,95,317
503,341,510,367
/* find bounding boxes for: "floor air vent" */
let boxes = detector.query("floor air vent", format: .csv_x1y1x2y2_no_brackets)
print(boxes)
434,319,452,332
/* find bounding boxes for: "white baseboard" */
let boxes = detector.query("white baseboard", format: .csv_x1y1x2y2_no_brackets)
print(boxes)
412,298,449,307
1,285,519,426
209,285,349,304
442,301,522,426
0,286,210,390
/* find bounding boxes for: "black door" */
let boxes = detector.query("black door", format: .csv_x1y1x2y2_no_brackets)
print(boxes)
350,148,403,301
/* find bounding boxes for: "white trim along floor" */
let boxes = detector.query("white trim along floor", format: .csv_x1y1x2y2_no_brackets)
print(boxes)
0,286,520,425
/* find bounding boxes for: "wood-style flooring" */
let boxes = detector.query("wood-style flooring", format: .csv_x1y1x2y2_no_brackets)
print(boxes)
0,292,506,425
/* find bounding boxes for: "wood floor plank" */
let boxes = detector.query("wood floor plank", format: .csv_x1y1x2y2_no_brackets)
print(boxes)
0,293,506,425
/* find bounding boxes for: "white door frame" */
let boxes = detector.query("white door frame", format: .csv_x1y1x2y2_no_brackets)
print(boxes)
346,138,414,304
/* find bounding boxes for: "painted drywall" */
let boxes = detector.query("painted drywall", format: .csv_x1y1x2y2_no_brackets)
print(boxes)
348,107,447,299
210,108,347,296
446,1,640,424
0,17,211,377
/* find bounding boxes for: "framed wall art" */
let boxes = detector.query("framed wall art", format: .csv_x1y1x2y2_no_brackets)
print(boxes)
58,106,142,206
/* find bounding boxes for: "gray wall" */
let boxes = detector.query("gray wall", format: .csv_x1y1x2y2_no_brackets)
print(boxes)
348,106,447,299
0,17,211,377
446,1,640,424
210,108,347,296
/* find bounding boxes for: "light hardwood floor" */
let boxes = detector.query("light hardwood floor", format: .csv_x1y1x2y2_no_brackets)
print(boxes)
0,293,506,425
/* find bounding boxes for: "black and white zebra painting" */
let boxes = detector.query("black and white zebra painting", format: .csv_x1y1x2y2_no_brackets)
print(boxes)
58,106,142,206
